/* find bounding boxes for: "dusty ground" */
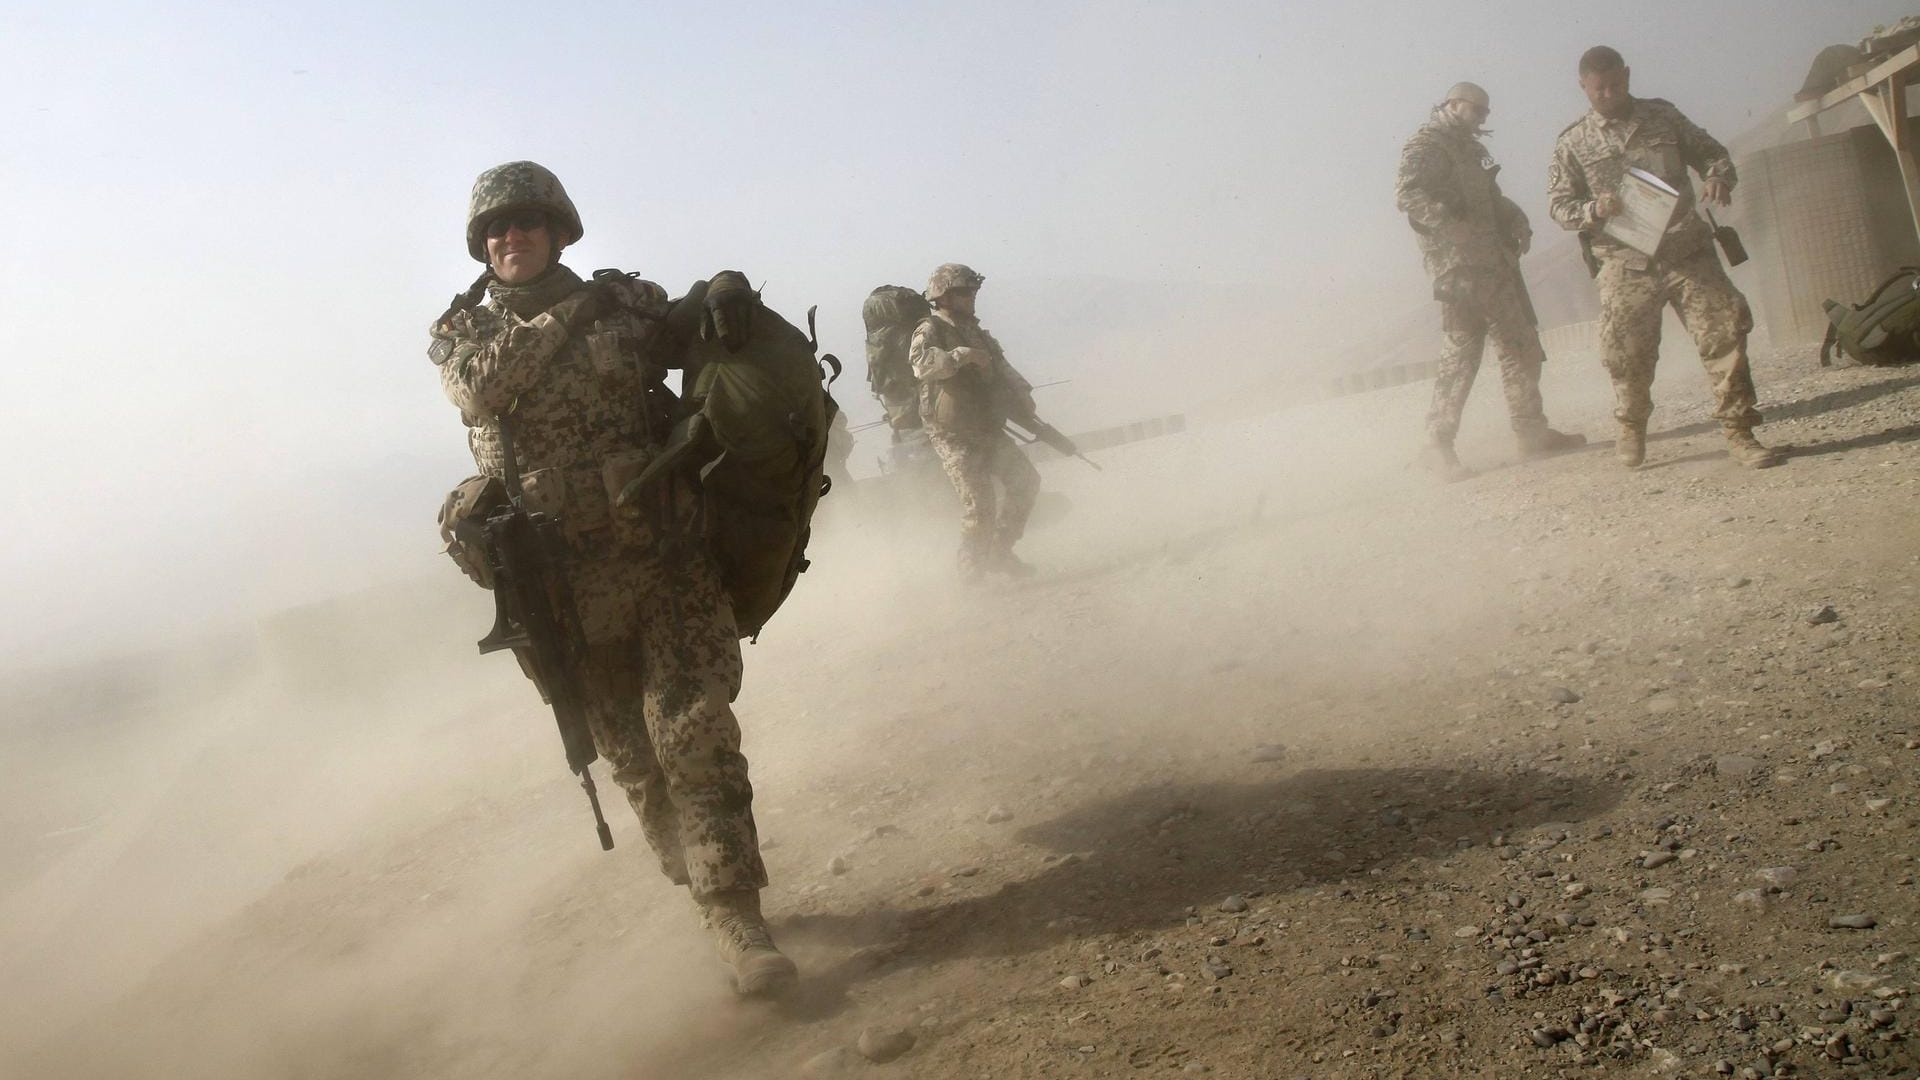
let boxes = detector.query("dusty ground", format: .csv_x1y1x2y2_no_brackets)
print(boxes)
3,342,1916,1080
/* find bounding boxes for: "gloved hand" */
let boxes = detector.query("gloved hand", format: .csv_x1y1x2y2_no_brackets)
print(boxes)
702,271,756,352
950,346,992,371
549,288,606,331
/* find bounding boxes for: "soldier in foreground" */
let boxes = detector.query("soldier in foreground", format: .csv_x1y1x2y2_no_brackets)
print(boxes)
909,263,1043,580
1548,46,1782,470
1396,81,1586,482
429,162,796,995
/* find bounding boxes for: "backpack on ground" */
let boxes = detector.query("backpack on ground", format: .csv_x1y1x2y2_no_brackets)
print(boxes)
1822,267,1920,367
862,285,931,431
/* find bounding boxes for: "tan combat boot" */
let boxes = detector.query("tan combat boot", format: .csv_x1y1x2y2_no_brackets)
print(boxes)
1419,441,1475,483
1616,422,1646,468
1517,427,1588,459
699,889,797,996
1725,428,1783,469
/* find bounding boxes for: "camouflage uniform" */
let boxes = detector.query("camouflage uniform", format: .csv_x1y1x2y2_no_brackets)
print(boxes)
1396,109,1555,446
432,260,766,902
1548,97,1761,435
909,301,1041,573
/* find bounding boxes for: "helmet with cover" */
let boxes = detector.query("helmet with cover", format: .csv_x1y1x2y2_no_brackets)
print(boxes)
465,160,584,262
926,262,986,301
1443,81,1490,110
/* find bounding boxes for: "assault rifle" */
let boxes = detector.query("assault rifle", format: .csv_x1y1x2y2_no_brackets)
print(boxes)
1007,411,1102,471
468,413,616,851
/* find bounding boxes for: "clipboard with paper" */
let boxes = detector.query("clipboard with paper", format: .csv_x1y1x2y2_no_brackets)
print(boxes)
1601,166,1683,256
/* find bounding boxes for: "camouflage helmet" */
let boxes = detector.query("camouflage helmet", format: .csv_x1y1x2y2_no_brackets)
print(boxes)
1443,81,1490,110
465,160,584,263
926,262,985,300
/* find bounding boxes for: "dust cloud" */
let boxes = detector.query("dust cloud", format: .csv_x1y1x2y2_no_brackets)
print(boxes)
0,311,1705,1078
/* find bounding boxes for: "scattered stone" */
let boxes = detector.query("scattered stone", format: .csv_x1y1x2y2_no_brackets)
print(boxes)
951,865,981,878
1865,798,1893,812
1454,925,1482,939
1218,894,1249,913
1639,888,1674,904
1549,686,1581,705
1806,605,1840,625
1828,970,1889,992
1646,695,1681,715
1755,866,1798,888
1728,576,1751,588
1829,914,1878,930
1058,974,1090,990
1716,755,1763,779
828,855,850,876
857,1026,917,1064
1643,851,1678,869
983,806,1013,824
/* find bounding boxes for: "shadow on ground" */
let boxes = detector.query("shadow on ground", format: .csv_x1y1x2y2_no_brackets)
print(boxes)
1649,370,1920,445
773,765,1618,1020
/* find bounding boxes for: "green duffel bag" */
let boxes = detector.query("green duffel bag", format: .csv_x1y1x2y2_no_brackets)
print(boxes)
1822,267,1920,367
623,281,841,639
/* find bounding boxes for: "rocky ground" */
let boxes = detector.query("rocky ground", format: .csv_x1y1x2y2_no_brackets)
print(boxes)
3,344,1915,1080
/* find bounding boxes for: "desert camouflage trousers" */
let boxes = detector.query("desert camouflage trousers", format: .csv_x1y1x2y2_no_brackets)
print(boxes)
926,426,1041,568
1596,247,1761,430
1426,268,1549,444
562,530,765,899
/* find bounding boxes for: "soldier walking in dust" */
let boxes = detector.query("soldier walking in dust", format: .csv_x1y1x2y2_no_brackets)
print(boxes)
1397,81,1587,482
1548,46,1782,470
429,162,796,995
909,263,1043,580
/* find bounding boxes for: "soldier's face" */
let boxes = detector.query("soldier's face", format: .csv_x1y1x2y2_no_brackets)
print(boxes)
1580,66,1632,119
943,289,978,317
486,215,554,284
1446,99,1490,128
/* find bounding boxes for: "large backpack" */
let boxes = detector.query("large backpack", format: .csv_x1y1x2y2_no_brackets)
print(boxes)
862,285,931,430
649,282,841,640
1822,267,1920,367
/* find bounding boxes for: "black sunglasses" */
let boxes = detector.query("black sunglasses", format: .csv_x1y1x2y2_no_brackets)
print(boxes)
485,210,549,239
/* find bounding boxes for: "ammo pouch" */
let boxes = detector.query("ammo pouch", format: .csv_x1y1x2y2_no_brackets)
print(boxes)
438,474,509,588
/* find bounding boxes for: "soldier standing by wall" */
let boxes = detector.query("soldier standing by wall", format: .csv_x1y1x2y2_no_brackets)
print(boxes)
430,162,796,996
1397,81,1587,482
909,263,1043,580
1548,46,1782,470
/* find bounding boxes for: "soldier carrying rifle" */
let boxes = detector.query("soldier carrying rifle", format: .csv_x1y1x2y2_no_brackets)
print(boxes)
908,262,1062,581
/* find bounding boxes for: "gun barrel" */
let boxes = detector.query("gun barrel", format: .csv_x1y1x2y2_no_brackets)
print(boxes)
581,767,615,851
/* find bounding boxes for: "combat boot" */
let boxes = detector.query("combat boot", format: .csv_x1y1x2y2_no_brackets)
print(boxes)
1517,427,1588,459
985,544,1037,579
1419,441,1474,483
698,889,797,997
1725,428,1783,469
1615,422,1646,468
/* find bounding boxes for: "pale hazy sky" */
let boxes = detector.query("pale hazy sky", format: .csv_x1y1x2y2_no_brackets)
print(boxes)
1,0,1909,667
